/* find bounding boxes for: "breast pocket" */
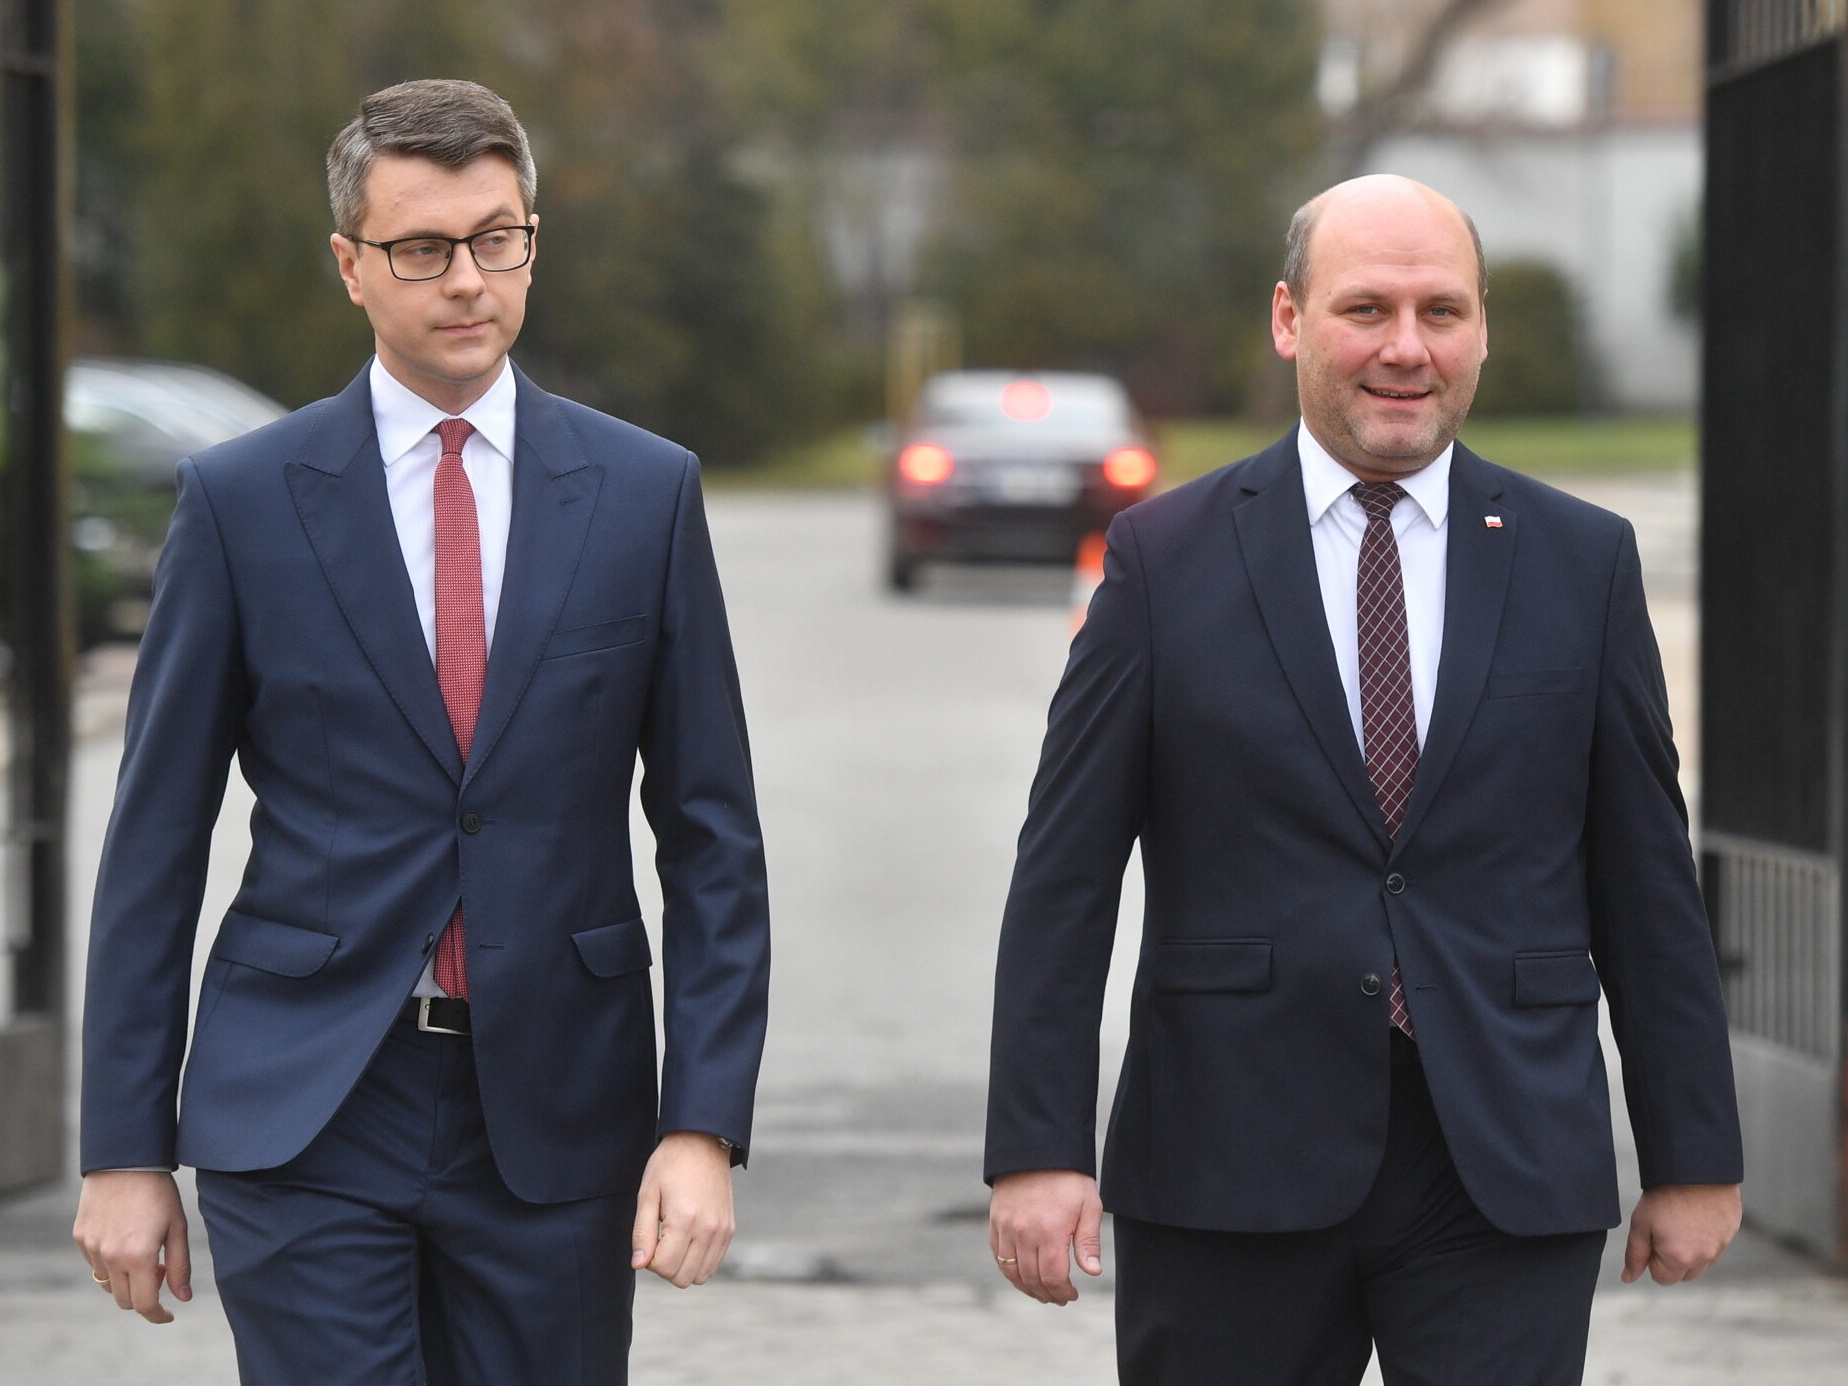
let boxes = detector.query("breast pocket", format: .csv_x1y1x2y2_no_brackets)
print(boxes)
543,616,647,661
1485,667,1584,699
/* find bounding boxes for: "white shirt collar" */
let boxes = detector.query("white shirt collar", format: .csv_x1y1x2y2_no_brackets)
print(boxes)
1297,421,1452,530
369,356,518,466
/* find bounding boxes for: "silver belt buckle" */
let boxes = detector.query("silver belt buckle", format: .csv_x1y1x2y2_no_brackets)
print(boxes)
416,996,468,1036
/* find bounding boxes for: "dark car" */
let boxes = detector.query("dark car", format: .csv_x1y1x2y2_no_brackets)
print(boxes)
66,358,287,643
883,370,1157,591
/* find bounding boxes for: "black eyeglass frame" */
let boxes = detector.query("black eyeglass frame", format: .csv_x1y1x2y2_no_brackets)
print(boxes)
353,224,536,282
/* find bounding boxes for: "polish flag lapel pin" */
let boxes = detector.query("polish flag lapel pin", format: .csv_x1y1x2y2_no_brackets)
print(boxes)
1484,515,1504,529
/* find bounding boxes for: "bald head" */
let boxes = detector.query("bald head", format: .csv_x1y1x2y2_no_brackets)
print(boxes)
1269,173,1490,481
1283,175,1486,309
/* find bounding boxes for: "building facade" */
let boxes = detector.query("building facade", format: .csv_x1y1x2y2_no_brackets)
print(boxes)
1319,0,1703,411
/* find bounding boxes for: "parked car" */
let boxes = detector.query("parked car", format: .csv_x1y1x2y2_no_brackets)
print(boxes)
883,370,1157,591
66,357,287,644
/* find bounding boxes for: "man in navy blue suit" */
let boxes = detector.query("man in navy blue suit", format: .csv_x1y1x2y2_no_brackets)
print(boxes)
985,175,1742,1384
72,79,769,1383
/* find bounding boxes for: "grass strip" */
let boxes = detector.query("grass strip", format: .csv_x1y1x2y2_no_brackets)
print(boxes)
711,416,1697,492
1155,416,1696,486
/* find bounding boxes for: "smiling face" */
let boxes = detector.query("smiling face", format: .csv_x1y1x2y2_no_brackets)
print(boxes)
1271,178,1488,483
330,153,537,414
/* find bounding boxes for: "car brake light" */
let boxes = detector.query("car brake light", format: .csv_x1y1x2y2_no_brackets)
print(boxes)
898,443,955,484
1102,447,1157,489
1000,380,1052,421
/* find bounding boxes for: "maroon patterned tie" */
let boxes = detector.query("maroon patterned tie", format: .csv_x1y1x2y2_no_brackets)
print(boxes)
433,417,484,1000
1353,481,1417,1039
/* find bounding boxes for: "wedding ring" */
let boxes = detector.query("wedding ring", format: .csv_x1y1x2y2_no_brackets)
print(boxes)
92,1270,110,1287
996,1256,1018,1265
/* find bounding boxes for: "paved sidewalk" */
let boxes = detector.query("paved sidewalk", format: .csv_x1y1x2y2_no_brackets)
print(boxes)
6,1167,1848,1384
9,474,1848,1383
631,1277,1848,1385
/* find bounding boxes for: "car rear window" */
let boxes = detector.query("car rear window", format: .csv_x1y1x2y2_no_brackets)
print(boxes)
917,375,1131,430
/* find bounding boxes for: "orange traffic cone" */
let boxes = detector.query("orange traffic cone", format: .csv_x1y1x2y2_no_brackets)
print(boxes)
1071,532,1107,634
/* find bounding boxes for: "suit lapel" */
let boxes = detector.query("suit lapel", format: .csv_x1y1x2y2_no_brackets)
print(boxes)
464,369,603,786
286,370,463,782
1394,444,1515,851
1232,435,1392,851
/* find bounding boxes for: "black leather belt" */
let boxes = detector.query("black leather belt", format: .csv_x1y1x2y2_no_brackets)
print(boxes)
402,995,471,1036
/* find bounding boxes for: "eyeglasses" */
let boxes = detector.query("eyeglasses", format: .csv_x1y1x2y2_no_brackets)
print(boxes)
354,225,535,282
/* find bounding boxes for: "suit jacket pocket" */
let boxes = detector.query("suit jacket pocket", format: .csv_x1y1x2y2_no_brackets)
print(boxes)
1513,951,1601,1006
1486,667,1584,699
544,616,647,661
1151,938,1272,993
210,911,339,977
573,916,655,978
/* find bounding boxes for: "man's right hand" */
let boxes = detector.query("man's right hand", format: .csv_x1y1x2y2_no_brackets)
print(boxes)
989,1168,1104,1305
72,1170,192,1324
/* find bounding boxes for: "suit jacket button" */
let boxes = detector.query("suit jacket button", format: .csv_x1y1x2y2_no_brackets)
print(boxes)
423,933,436,953
461,811,483,834
1361,972,1383,996
1385,873,1406,895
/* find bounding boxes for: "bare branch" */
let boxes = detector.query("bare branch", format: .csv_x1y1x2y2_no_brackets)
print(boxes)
1329,0,1518,179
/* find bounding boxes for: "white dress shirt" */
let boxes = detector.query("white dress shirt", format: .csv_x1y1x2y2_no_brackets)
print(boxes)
1298,423,1450,757
371,355,517,661
370,356,517,997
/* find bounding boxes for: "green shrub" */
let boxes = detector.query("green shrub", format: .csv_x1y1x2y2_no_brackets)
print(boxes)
1474,260,1583,416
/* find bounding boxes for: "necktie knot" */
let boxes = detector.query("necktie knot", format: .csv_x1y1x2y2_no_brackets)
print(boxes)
436,416,475,458
1352,480,1405,524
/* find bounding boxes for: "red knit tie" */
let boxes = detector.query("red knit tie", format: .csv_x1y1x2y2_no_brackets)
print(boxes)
433,417,483,1000
1353,481,1417,1040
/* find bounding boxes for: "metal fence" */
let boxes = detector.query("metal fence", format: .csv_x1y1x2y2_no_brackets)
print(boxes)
1713,0,1848,73
1700,33,1837,858
1703,0,1848,1260
1704,835,1842,1063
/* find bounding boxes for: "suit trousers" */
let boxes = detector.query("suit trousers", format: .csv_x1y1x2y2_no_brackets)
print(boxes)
1114,1032,1606,1386
196,1019,636,1386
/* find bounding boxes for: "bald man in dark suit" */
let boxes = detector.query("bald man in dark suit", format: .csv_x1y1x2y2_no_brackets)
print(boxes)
985,175,1741,1386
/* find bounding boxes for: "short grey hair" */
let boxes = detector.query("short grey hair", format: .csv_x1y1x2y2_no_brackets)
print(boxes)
1282,193,1487,305
327,79,536,238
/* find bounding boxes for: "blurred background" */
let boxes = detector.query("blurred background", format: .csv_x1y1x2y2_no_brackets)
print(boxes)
52,0,1708,635
67,0,1699,468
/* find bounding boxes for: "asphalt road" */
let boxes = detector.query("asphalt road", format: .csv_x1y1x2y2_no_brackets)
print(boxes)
9,473,1848,1384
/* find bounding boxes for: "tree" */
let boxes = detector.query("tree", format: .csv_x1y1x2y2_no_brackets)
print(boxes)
712,0,1324,417
490,0,841,462
77,0,837,462
1325,0,1518,180
928,0,1322,414
1469,260,1581,415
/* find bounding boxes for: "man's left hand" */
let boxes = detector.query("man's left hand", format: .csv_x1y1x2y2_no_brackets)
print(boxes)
1621,1183,1742,1284
630,1131,735,1288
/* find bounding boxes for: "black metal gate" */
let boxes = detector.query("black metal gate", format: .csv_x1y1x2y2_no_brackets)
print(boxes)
1703,0,1848,1261
0,0,69,1195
